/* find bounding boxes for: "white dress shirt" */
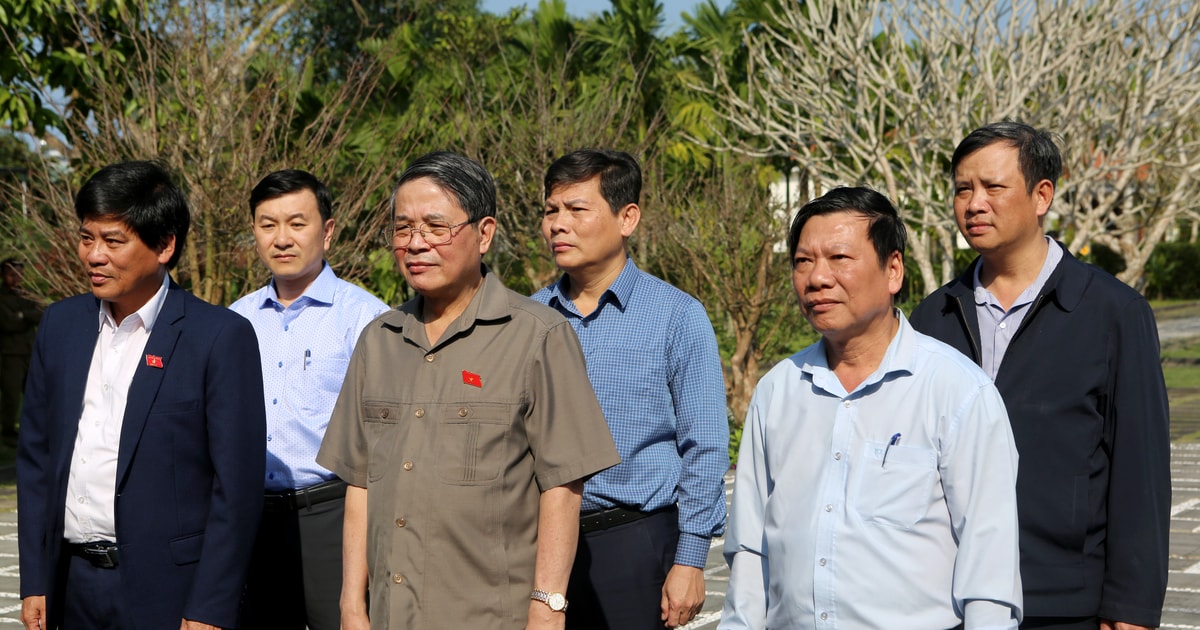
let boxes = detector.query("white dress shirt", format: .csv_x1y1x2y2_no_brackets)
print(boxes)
64,274,170,543
721,313,1022,629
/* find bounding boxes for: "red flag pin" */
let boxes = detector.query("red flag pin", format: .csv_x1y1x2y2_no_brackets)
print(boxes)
146,354,164,369
462,370,482,388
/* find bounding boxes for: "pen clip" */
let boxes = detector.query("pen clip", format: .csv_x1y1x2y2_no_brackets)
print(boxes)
881,432,901,468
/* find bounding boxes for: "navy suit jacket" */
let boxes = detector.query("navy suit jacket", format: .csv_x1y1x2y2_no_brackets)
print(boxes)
16,281,266,629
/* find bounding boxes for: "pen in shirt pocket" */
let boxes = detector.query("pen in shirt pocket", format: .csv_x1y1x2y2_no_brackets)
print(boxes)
881,432,901,467
304,349,311,371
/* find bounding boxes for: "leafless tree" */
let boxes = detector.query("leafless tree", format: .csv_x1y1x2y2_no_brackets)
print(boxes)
0,0,414,305
699,0,1200,293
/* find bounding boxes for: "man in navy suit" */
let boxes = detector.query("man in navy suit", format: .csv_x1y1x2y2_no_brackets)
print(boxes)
17,161,267,629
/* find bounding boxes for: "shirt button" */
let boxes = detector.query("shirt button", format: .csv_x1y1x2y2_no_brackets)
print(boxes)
380,408,389,419
425,354,435,363
392,573,404,584
77,497,85,504
820,612,828,621
414,409,425,418
403,461,414,471
819,558,827,566
842,401,850,408
267,435,273,441
395,517,407,528
272,398,278,405
457,408,468,417
284,325,289,331
278,361,283,368
1000,322,1008,329
833,452,842,460
824,504,833,512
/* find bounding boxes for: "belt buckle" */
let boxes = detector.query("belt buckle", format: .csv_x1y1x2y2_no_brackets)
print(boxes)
82,545,119,569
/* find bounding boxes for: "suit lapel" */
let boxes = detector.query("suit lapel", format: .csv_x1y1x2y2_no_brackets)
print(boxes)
54,298,105,479
116,283,185,489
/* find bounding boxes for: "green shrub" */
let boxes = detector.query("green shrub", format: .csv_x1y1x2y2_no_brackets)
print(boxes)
1144,242,1200,300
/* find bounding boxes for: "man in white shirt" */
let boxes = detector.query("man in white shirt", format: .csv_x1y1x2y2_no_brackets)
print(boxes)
721,186,1022,629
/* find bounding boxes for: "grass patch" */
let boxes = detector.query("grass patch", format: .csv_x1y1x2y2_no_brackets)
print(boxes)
1152,300,1200,321
1164,365,1200,389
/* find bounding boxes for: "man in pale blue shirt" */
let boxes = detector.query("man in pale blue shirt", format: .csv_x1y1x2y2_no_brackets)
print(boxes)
230,170,388,629
532,149,728,629
721,187,1022,629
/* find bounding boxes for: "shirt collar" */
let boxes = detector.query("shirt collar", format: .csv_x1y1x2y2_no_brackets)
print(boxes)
260,262,335,309
97,272,171,333
547,256,638,313
384,264,510,346
972,235,1063,309
802,309,915,397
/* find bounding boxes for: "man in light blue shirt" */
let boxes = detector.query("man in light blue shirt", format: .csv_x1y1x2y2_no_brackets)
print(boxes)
230,170,388,630
721,187,1022,629
532,149,728,629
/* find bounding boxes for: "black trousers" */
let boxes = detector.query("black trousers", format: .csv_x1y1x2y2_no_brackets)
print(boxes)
241,494,345,630
62,554,134,629
566,508,679,630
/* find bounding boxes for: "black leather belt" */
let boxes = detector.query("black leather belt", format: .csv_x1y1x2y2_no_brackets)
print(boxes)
67,541,119,569
579,505,674,534
264,479,348,512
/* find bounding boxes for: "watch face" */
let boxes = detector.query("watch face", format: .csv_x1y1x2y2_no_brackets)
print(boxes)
548,593,567,611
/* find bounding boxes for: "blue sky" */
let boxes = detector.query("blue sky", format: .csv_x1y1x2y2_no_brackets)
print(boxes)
479,0,731,32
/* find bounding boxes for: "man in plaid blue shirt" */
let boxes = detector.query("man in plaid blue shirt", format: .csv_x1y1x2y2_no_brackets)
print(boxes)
532,149,729,629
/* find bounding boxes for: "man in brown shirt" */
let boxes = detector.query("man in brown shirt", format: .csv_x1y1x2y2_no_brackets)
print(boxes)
317,151,619,629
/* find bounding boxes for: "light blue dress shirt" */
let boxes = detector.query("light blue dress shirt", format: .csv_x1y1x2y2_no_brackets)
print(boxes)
721,313,1022,629
230,264,388,491
532,258,729,568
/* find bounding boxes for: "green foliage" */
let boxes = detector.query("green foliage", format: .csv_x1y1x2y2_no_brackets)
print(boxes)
1144,242,1200,300
1083,243,1127,280
0,0,134,132
728,410,743,466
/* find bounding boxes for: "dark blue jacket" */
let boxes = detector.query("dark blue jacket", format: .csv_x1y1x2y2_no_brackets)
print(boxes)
17,282,266,629
909,244,1169,626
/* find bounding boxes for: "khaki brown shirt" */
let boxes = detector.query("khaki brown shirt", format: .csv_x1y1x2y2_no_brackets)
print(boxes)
318,268,619,629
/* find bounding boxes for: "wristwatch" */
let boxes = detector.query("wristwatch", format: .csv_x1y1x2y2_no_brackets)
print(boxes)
530,589,568,612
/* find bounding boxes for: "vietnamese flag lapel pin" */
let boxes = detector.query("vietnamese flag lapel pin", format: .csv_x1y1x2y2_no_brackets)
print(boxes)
146,354,164,369
462,370,482,388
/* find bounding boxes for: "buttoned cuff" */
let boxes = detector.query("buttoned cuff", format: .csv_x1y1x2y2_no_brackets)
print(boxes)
673,533,711,568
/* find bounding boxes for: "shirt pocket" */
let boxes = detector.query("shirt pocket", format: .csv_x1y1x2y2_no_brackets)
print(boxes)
299,358,351,416
363,401,402,483
851,442,937,530
435,403,512,486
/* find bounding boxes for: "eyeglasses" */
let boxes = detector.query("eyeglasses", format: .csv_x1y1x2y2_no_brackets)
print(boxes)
384,220,475,248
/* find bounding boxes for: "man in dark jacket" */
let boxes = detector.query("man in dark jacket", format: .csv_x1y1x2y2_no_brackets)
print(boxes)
910,122,1169,629
0,258,41,444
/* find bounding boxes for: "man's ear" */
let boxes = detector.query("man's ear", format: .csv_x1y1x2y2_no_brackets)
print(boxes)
619,203,641,238
156,235,177,266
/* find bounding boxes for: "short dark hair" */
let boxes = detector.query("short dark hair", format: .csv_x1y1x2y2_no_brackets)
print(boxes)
787,187,907,267
391,151,495,222
951,122,1062,194
75,161,190,269
1,258,22,273
543,149,641,213
250,169,333,222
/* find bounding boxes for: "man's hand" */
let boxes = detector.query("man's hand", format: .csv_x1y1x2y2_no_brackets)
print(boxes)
180,620,220,630
660,564,705,628
525,600,566,630
1100,620,1153,630
21,596,45,630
